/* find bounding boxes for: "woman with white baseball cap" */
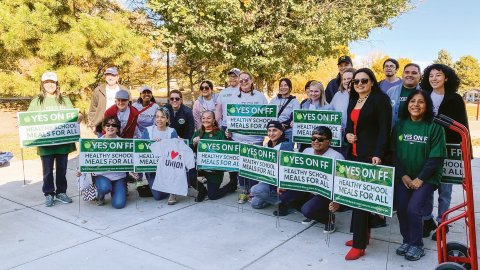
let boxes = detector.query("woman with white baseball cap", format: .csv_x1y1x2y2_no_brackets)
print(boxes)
27,71,77,207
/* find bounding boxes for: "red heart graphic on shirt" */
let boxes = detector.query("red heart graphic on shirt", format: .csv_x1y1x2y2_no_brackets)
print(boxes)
170,151,179,160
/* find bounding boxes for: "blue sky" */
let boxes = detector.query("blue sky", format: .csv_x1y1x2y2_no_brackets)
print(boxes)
349,0,480,68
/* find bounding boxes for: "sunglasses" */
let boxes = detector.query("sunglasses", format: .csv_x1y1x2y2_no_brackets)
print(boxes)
105,124,119,128
239,78,250,83
170,97,181,101
311,137,328,142
352,78,370,85
200,86,210,91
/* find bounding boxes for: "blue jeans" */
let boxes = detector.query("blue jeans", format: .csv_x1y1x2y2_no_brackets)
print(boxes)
284,129,293,142
301,195,331,224
250,182,278,209
145,173,169,200
436,183,452,223
40,154,68,196
94,175,127,209
396,180,434,247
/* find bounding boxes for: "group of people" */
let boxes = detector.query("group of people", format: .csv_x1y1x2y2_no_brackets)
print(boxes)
28,55,470,262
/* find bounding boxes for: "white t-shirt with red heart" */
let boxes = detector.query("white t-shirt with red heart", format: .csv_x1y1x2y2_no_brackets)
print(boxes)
150,138,195,196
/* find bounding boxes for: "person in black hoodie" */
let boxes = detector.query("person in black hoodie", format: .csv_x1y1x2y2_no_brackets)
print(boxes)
325,55,353,103
419,64,470,240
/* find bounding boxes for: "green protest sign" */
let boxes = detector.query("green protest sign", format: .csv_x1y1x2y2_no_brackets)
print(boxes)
133,139,159,172
18,109,80,147
226,104,277,135
292,110,342,147
279,151,334,199
79,138,134,172
197,140,240,171
239,143,278,185
441,144,464,184
333,160,395,217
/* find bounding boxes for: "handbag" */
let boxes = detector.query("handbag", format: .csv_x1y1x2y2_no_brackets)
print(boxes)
81,184,97,201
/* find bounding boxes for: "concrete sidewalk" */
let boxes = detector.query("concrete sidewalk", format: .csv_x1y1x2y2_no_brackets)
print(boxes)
0,156,479,270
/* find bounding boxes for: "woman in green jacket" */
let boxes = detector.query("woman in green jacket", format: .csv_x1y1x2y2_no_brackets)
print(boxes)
191,110,233,202
28,72,77,207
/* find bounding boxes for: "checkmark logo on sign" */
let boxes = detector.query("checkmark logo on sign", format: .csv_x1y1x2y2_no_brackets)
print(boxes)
170,151,179,160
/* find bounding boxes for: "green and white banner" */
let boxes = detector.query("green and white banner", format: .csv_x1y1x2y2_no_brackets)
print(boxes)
279,151,334,199
239,143,278,185
226,104,277,135
79,139,134,172
197,140,240,171
442,144,464,184
133,139,159,172
18,109,80,147
333,160,395,217
292,110,342,147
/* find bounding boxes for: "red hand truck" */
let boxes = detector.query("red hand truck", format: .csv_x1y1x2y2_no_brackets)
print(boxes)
434,114,477,270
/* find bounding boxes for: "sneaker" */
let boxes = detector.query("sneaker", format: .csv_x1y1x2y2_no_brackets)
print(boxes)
96,199,105,206
45,195,55,207
238,193,249,204
323,221,336,234
404,246,425,261
396,243,410,256
168,194,177,205
431,224,449,241
55,193,73,204
423,218,437,238
301,218,315,225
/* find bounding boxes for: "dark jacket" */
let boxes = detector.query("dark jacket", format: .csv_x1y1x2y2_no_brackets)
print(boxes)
104,104,139,138
325,75,341,103
166,104,195,140
345,90,392,160
429,91,470,144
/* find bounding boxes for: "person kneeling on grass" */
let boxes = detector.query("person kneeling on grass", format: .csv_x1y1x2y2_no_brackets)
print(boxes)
77,116,128,209
249,121,293,209
274,126,344,234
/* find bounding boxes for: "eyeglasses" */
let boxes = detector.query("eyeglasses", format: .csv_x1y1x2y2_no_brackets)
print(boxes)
311,137,328,142
352,78,370,85
200,86,210,91
169,97,181,101
384,65,396,69
239,78,250,84
105,124,119,128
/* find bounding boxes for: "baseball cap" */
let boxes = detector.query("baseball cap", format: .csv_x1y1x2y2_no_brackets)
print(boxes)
104,67,119,76
267,120,284,131
227,68,241,76
115,90,130,100
41,72,58,82
337,55,352,65
312,126,333,140
139,86,152,93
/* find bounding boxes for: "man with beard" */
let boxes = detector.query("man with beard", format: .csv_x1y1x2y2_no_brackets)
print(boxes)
379,58,402,93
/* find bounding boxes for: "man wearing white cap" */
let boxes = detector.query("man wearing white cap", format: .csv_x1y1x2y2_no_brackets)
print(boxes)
88,67,130,136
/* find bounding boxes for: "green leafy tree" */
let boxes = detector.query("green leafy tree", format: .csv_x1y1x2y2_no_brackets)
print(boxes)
454,55,480,94
0,0,154,106
434,49,453,67
145,0,412,94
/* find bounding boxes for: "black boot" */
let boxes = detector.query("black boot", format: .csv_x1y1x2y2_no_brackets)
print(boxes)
423,218,437,238
195,181,207,202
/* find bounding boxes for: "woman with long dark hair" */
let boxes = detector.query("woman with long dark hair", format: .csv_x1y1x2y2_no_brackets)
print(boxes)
269,78,300,142
344,68,392,260
28,72,77,207
419,64,470,240
132,86,159,136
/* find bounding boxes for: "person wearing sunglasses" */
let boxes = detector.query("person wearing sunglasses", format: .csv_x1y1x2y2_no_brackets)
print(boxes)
250,121,293,209
193,80,219,130
88,67,130,137
269,78,300,142
219,71,268,204
344,68,392,260
104,89,140,138
274,126,343,234
165,89,195,140
80,116,128,208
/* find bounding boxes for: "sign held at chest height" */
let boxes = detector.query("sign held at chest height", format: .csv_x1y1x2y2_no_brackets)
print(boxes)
79,138,134,172
197,140,240,171
226,104,277,135
239,143,278,185
292,110,342,147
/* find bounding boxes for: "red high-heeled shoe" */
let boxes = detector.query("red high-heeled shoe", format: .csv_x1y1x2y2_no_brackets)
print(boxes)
345,248,365,260
345,233,370,246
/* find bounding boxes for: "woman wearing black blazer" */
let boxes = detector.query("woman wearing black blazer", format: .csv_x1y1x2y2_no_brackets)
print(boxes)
419,64,470,240
344,68,392,260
